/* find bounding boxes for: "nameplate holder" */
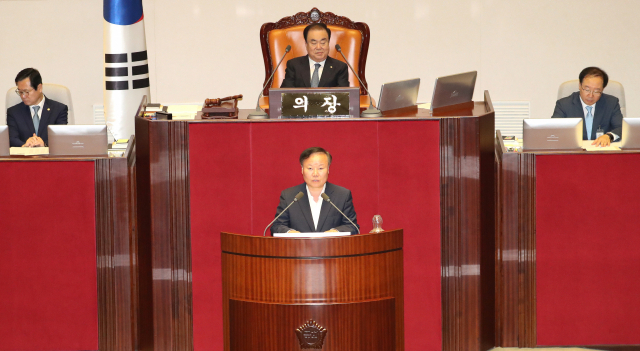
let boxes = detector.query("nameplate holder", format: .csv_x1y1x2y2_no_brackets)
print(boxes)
269,87,360,119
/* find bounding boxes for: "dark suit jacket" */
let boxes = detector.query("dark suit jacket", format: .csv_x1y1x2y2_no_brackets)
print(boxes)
551,91,622,140
6,96,68,147
280,56,350,88
271,182,359,235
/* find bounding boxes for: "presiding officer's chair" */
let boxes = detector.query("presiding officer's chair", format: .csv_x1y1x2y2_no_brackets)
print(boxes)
557,80,626,117
5,84,75,125
259,7,371,110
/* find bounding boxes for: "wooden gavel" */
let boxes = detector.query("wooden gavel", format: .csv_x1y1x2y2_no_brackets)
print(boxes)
205,95,243,107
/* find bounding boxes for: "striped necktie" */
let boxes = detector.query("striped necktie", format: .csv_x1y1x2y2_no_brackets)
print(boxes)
32,105,41,135
585,105,593,140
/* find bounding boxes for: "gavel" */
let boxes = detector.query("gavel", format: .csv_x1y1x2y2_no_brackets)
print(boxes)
205,95,243,107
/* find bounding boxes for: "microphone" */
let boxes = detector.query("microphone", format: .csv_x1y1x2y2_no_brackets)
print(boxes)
321,193,360,234
263,191,304,236
334,44,382,118
248,45,292,120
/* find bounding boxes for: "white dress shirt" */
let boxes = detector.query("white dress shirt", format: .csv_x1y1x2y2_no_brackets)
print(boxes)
307,183,326,230
30,95,46,119
579,96,619,141
309,57,326,82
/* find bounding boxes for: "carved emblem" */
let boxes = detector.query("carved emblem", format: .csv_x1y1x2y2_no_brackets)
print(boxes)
295,320,327,349
310,9,320,22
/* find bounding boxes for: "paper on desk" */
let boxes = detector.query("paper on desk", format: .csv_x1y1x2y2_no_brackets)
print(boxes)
582,140,621,151
167,104,200,120
10,147,49,155
417,103,431,109
273,232,351,238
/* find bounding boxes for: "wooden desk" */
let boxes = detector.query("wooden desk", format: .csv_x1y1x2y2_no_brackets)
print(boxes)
495,135,640,349
136,93,496,351
0,141,139,351
221,230,403,350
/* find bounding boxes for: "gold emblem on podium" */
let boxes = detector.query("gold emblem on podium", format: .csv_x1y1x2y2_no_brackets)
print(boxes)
295,319,327,349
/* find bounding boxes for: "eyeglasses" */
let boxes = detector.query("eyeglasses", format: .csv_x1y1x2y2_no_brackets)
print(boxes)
15,88,35,97
581,86,602,96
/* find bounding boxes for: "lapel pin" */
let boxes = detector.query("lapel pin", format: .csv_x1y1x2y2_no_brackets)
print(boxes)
47,108,50,111
330,66,333,68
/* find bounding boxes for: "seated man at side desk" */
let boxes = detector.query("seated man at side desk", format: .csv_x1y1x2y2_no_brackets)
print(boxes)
280,23,350,88
271,147,359,235
552,66,622,147
7,68,68,147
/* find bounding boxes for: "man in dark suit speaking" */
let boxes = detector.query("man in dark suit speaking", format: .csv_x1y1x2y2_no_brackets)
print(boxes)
552,66,622,147
7,68,68,147
271,147,359,235
280,23,350,88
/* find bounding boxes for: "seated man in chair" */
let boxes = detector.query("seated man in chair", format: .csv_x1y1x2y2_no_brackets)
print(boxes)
552,66,622,147
7,68,68,147
280,23,350,88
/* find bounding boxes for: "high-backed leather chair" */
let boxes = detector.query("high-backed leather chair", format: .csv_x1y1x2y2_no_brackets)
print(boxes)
5,84,75,124
557,79,626,117
259,8,371,110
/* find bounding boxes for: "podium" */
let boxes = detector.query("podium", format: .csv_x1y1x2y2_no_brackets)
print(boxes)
221,230,403,350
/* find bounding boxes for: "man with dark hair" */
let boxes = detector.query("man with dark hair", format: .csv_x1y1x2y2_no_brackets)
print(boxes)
7,68,68,147
280,23,350,88
552,66,622,147
271,147,359,235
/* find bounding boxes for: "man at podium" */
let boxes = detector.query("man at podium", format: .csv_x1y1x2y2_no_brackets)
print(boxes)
271,147,359,235
280,23,350,88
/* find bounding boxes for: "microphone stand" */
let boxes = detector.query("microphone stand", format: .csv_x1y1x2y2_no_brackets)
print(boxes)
248,45,291,119
335,44,382,118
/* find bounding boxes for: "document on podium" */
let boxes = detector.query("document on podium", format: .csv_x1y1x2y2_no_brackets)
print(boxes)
273,232,351,238
582,140,621,151
10,147,49,156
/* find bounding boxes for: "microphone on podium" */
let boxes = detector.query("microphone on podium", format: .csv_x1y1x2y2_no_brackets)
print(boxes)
248,45,292,120
321,193,360,234
263,191,304,236
334,44,382,118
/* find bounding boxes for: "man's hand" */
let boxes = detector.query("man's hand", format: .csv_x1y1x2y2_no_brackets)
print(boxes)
325,229,338,233
22,133,44,147
591,134,611,147
287,230,301,233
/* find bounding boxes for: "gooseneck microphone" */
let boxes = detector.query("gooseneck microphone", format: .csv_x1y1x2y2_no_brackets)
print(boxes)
321,193,360,234
263,191,304,236
248,45,292,120
334,44,382,118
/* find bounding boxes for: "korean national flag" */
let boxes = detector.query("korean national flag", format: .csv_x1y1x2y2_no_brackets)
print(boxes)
103,0,150,140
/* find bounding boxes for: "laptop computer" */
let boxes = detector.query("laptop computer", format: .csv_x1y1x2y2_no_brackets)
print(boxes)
0,126,9,156
48,125,108,156
620,118,640,150
523,118,583,151
431,71,477,109
377,78,420,112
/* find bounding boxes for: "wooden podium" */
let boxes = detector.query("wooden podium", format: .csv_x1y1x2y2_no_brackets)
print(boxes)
221,230,404,351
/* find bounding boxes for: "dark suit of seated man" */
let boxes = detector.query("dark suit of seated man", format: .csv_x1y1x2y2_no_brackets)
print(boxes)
7,68,68,147
280,23,350,89
271,147,359,235
552,66,622,147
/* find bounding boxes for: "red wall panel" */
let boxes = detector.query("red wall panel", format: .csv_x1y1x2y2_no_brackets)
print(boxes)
536,154,640,346
189,120,441,351
0,161,98,351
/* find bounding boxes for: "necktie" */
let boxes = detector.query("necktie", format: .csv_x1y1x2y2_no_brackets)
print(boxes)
311,63,321,88
585,105,593,140
32,106,40,135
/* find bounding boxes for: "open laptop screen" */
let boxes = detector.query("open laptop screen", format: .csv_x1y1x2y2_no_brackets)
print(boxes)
377,78,420,112
621,118,640,150
48,125,108,156
431,71,477,109
523,118,583,151
0,126,9,156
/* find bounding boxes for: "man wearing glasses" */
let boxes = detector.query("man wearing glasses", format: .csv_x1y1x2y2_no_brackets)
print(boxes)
280,23,350,88
7,68,68,147
552,67,622,147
